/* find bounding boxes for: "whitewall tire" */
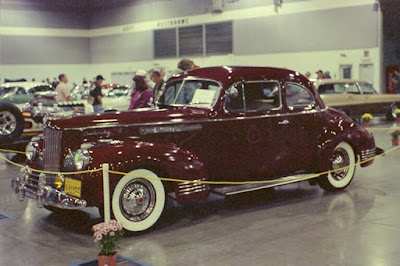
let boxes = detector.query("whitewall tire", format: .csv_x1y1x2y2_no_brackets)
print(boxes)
317,142,356,191
112,169,166,232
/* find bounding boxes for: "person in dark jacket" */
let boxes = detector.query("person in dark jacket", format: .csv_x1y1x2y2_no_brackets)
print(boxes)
150,70,164,104
129,75,152,110
90,75,104,113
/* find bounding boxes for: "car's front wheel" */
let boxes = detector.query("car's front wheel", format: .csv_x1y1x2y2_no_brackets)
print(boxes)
112,169,166,232
0,101,24,144
317,142,356,191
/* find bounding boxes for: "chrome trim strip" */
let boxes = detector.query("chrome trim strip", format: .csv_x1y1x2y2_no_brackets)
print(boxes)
60,108,329,131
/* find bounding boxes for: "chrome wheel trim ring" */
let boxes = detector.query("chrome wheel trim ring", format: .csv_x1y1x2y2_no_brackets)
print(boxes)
331,148,350,181
120,178,156,222
0,111,17,135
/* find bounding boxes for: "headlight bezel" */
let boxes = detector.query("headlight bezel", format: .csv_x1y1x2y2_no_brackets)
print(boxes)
73,149,91,171
26,142,39,161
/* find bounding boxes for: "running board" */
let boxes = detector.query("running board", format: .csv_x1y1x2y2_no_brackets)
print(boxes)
211,173,319,196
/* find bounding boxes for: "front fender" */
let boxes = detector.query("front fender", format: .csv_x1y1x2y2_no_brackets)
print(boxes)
81,139,209,206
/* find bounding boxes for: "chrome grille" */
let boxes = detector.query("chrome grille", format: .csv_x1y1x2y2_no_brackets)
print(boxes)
361,147,376,162
44,128,62,171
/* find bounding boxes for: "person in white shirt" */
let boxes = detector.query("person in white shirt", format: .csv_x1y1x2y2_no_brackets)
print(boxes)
85,96,95,114
55,74,72,102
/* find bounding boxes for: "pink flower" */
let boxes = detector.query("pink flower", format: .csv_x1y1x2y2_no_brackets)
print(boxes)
110,231,115,236
95,233,102,241
111,225,118,231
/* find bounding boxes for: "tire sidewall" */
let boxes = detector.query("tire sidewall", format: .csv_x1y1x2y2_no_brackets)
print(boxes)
326,142,355,189
112,169,165,232
0,101,24,143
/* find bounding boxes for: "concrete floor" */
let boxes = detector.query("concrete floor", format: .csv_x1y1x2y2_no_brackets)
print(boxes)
0,120,399,266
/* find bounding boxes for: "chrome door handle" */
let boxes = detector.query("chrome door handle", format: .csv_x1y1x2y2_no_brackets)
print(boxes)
278,120,289,125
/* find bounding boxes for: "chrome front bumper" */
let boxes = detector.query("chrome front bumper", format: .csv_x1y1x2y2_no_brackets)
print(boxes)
11,168,86,210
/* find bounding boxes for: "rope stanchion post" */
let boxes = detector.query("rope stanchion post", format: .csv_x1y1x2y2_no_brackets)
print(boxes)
102,163,111,222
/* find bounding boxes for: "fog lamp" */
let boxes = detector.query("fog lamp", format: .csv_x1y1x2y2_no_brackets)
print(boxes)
54,174,64,189
26,142,39,161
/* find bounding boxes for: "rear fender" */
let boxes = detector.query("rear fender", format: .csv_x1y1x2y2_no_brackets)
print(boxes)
316,123,375,173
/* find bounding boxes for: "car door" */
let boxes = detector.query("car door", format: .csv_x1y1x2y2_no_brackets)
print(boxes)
283,82,325,174
215,80,294,180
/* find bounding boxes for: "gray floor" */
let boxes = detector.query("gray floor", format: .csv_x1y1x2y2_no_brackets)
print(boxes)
1,120,399,266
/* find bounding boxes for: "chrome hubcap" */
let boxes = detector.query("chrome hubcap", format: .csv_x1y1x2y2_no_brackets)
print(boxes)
331,148,350,181
0,111,17,136
120,179,156,222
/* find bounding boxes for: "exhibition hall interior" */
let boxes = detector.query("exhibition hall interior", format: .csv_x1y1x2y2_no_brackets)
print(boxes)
1,0,400,265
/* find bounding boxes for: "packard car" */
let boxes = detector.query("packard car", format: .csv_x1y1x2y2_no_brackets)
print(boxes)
12,66,382,232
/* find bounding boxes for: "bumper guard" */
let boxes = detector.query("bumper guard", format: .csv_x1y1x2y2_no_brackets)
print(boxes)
11,168,86,210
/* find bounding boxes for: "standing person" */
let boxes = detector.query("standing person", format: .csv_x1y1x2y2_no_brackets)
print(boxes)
52,77,59,89
316,70,324,79
90,75,104,114
150,70,164,104
55,74,72,102
177,59,197,72
129,75,152,110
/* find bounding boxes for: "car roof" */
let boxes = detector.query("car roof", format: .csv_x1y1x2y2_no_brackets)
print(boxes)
168,66,303,88
313,79,370,85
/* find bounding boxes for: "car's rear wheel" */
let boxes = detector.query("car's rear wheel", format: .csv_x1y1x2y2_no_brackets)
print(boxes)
317,142,356,191
0,102,24,144
112,169,166,232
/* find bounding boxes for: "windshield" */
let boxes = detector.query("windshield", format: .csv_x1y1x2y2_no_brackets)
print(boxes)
158,79,221,108
358,83,377,94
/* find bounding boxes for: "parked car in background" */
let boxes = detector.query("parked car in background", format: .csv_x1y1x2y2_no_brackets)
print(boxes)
0,82,52,105
12,66,382,233
0,101,25,146
314,79,400,120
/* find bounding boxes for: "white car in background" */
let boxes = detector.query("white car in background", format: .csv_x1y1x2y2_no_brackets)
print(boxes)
313,79,400,120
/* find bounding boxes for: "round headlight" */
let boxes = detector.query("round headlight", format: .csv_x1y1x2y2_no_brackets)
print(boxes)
74,149,90,171
26,142,39,161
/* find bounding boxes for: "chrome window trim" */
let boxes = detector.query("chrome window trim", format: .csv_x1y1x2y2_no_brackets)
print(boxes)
285,82,317,109
158,77,223,108
224,80,283,114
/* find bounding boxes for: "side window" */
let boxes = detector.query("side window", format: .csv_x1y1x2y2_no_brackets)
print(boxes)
243,82,281,111
16,87,26,95
225,84,245,112
286,83,315,107
347,83,360,94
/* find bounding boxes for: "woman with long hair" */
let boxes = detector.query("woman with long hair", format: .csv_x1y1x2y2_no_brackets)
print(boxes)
129,74,152,110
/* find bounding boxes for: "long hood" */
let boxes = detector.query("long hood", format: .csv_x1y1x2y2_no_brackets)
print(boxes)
46,107,210,130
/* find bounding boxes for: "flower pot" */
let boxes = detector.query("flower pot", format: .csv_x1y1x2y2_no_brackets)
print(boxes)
392,138,399,146
363,121,370,127
98,252,117,266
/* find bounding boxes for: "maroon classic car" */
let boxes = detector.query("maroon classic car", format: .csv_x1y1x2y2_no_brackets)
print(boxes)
12,66,382,232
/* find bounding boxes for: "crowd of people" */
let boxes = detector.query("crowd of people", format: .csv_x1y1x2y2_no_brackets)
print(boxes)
304,69,332,80
49,58,198,114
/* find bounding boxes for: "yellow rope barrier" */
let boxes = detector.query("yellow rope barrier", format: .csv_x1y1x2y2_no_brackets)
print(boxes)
1,144,399,185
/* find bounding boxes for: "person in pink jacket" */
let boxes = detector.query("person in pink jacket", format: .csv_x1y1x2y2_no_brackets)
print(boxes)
129,74,152,110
